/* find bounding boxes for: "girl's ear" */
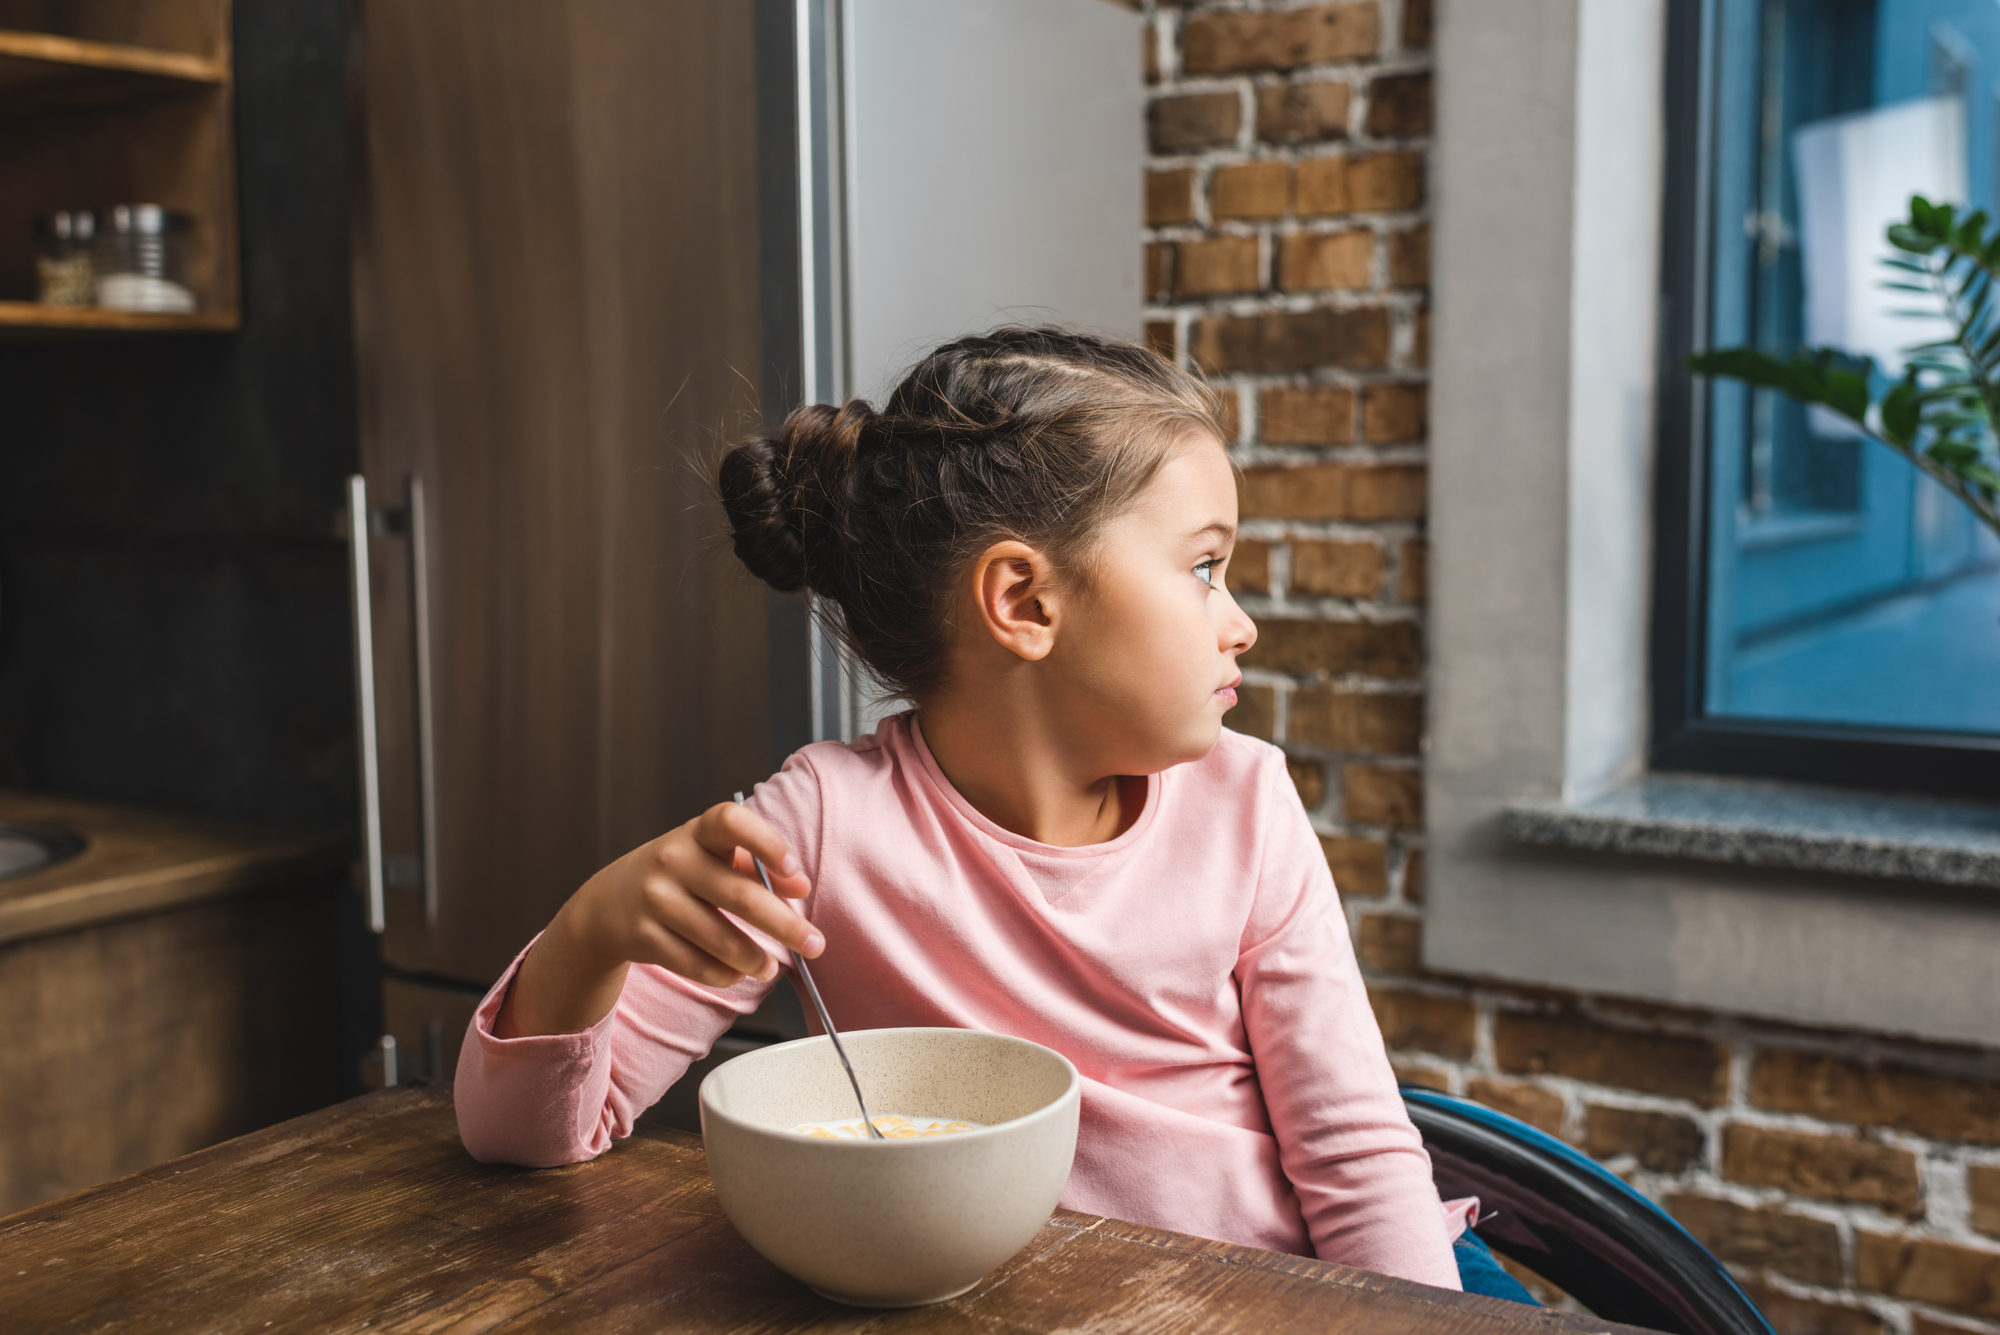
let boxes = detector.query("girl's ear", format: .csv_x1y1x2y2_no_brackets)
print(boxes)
970,540,1059,662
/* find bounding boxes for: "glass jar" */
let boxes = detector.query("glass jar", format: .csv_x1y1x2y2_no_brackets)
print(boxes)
92,205,196,313
33,211,96,307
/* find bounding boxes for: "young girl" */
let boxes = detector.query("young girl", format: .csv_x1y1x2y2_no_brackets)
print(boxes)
455,327,1476,1292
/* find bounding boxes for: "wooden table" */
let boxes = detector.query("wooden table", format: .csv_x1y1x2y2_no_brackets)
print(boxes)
0,1084,1643,1333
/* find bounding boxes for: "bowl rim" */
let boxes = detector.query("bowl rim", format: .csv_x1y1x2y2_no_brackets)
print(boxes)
697,1025,1081,1149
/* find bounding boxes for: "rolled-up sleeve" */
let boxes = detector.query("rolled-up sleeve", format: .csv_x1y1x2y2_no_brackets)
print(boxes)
454,755,827,1166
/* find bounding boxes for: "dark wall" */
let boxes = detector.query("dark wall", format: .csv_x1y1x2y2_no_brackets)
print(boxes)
0,0,360,834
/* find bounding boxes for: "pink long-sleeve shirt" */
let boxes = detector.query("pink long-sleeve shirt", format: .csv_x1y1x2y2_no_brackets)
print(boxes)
455,715,1465,1290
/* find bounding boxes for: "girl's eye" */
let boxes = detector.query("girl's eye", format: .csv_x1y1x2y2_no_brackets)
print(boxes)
1194,559,1217,587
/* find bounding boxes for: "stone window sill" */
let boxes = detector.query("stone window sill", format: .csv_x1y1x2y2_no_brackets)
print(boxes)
1503,774,2000,891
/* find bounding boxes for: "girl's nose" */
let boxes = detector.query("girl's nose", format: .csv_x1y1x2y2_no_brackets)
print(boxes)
1220,593,1257,656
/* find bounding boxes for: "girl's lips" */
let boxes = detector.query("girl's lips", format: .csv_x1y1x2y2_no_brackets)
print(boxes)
1215,686,1238,706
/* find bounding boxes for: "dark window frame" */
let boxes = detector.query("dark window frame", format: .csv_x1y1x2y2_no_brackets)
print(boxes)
1651,0,2000,800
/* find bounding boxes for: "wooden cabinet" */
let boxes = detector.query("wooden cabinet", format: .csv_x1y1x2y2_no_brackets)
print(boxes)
0,792,343,1215
0,0,238,331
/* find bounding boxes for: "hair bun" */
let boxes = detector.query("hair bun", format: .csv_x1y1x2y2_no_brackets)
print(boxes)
719,432,807,591
718,400,873,594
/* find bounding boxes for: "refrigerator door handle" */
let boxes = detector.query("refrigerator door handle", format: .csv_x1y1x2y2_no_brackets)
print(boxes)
346,474,387,933
409,474,441,925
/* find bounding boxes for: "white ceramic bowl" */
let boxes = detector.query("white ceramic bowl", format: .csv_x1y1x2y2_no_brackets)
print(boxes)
699,1026,1081,1307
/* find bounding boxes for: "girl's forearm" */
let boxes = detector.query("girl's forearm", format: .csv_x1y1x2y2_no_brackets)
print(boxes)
492,910,631,1039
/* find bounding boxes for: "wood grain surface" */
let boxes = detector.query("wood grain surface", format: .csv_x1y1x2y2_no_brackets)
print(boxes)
0,1084,1644,1335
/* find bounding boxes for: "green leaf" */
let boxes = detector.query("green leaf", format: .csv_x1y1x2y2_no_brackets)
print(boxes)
1929,438,1984,467
1912,194,1939,231
1687,347,1792,389
1821,369,1870,421
1881,376,1922,444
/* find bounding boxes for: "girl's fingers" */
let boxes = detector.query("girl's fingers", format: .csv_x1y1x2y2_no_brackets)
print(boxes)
641,876,783,981
629,915,763,990
679,850,824,960
693,801,804,886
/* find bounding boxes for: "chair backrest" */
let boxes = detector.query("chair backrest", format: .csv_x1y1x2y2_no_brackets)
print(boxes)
1402,1085,1775,1335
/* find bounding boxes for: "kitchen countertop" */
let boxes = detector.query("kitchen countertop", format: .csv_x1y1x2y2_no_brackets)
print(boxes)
0,1082,1637,1334
0,790,342,945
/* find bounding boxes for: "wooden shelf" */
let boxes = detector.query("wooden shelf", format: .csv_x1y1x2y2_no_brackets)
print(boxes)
0,29,225,120
0,300,237,333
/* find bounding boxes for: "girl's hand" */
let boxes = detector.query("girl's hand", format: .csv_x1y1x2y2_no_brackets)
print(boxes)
494,802,821,1039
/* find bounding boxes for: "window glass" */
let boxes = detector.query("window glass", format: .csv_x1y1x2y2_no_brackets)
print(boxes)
1704,0,2000,735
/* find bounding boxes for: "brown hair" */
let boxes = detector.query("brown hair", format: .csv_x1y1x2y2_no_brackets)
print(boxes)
719,326,1225,701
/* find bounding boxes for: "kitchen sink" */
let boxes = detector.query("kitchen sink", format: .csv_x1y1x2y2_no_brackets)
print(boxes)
0,822,86,882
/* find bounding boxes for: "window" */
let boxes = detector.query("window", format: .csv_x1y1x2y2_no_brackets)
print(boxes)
1656,0,2000,796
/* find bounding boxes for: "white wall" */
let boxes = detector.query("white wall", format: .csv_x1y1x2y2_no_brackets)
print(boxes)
844,0,1143,403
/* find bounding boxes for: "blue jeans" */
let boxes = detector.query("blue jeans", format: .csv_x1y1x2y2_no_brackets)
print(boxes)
1454,1230,1539,1306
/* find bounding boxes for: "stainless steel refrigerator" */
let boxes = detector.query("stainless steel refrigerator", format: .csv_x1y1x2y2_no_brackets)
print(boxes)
340,0,1141,1099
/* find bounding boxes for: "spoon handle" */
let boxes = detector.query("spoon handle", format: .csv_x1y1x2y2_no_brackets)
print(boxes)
735,794,885,1141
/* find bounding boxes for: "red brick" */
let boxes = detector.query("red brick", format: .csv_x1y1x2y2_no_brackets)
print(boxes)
1666,1195,1843,1287
1739,1282,1886,1335
1398,538,1427,604
1291,539,1383,598
1584,1107,1706,1174
1298,151,1424,216
1228,537,1271,594
1369,985,1475,1059
1144,321,1176,361
1468,1078,1566,1136
1260,385,1356,444
1752,1050,2000,1147
1394,1061,1450,1091
1722,1125,1923,1217
1289,757,1327,809
1192,308,1390,373
1144,242,1172,302
1151,93,1242,153
1182,4,1380,74
1174,236,1262,297
1402,0,1433,49
1213,386,1242,445
1494,1012,1729,1107
1357,912,1422,974
1212,162,1291,220
1146,168,1198,226
1973,1164,2000,1240
1857,1232,2000,1318
1401,847,1423,901
1289,689,1422,754
1410,306,1429,367
1324,835,1387,897
1277,230,1373,292
1365,71,1433,137
1226,682,1276,741
1388,224,1430,286
1238,462,1425,520
1244,617,1420,677
1142,22,1159,85
1912,1317,2000,1335
1257,81,1352,144
1345,763,1422,827
1363,382,1427,442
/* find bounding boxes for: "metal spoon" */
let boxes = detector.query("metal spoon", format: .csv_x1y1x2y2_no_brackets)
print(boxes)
734,793,884,1140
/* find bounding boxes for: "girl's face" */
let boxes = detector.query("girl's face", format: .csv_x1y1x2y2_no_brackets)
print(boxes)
1054,434,1258,773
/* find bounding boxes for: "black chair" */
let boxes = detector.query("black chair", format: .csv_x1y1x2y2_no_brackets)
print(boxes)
1402,1085,1775,1335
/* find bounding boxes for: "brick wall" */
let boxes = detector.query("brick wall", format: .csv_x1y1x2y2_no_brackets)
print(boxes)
1138,3,2000,1331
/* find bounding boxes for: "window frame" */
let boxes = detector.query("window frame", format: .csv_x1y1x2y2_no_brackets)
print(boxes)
1650,0,2000,800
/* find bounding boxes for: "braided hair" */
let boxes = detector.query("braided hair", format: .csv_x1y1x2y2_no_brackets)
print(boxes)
718,326,1224,701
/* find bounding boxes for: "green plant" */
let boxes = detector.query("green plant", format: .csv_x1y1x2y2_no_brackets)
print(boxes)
1688,194,2000,540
